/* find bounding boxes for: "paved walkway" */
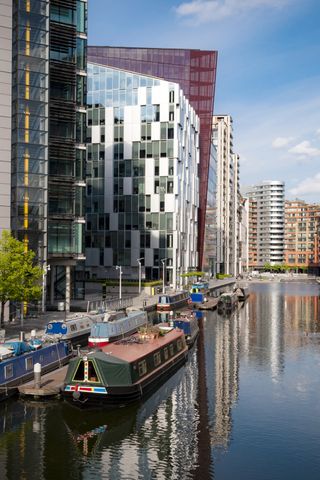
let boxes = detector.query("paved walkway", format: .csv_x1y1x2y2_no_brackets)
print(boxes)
1,277,237,341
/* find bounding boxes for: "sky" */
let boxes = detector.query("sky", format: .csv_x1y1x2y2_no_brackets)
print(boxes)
89,0,320,202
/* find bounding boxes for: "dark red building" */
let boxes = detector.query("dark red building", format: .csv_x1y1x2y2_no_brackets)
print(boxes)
88,46,218,268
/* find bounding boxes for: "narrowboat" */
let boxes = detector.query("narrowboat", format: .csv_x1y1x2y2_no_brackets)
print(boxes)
217,292,238,313
62,326,188,408
88,310,148,348
0,339,72,402
44,314,102,347
234,286,250,302
172,311,199,347
189,281,209,304
156,290,189,313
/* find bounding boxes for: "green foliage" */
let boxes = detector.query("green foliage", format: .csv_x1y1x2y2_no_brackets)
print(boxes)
216,273,232,279
0,231,42,324
180,271,205,278
263,263,291,273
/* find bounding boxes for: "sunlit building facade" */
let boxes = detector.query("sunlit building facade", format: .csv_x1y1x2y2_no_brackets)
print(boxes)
245,181,285,268
212,115,241,275
202,142,217,276
87,46,217,269
86,64,199,287
284,199,320,274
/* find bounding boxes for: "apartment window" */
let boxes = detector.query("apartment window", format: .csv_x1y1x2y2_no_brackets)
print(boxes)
169,90,175,103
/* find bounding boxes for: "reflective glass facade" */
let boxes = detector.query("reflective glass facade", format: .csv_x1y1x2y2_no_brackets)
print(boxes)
88,47,217,269
86,64,200,284
11,0,49,260
9,0,87,305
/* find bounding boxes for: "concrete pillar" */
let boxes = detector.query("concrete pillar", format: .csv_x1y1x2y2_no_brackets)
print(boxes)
65,265,71,313
50,265,55,305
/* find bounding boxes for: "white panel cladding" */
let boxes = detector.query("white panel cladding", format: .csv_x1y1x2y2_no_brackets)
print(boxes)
151,85,161,104
159,157,168,176
150,230,159,248
145,172,154,195
105,142,113,161
144,172,154,195
86,248,99,266
138,87,146,106
104,248,113,266
151,194,159,211
165,194,175,212
131,106,140,141
144,248,153,267
123,177,132,195
105,108,114,143
109,213,118,230
151,122,160,140
91,125,100,144
124,136,131,158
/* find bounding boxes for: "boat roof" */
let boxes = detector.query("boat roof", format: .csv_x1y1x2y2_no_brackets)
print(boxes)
98,328,184,363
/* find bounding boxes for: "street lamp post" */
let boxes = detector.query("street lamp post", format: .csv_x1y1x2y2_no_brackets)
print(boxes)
137,258,144,294
115,265,122,305
41,264,50,314
161,258,168,294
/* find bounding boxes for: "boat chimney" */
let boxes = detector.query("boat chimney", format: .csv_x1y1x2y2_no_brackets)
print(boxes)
31,329,36,338
19,331,25,342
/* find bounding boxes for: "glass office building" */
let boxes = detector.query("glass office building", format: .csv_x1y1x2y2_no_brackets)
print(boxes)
87,47,217,269
86,63,200,287
4,0,87,311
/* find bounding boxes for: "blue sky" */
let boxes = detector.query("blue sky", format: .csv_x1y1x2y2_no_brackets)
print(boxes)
89,0,320,202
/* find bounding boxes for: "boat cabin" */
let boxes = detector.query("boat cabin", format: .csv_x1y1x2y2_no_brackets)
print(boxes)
156,291,189,312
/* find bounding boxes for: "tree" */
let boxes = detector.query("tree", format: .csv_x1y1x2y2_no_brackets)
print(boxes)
0,231,43,326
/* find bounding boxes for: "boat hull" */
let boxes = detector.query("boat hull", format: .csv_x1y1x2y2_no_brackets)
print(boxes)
62,349,188,409
0,343,72,402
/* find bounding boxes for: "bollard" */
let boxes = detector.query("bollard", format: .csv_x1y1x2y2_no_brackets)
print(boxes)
76,344,81,357
19,331,25,342
34,363,41,389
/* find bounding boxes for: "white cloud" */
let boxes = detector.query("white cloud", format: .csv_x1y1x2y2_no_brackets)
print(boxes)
289,173,320,197
272,137,294,149
288,140,320,157
175,0,289,24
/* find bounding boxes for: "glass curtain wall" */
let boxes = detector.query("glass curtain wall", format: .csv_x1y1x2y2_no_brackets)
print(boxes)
11,0,49,263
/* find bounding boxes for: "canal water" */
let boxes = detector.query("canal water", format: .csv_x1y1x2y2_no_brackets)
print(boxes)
1,282,320,479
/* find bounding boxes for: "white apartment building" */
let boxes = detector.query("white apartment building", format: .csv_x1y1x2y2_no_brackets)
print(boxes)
245,181,285,267
212,115,240,276
85,64,200,289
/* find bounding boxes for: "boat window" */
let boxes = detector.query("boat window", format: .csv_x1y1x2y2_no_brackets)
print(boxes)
177,339,183,351
160,296,168,304
25,357,33,371
70,324,78,332
4,364,13,379
80,323,84,329
73,361,85,381
164,347,169,360
88,361,99,383
169,344,174,356
138,360,147,376
154,352,161,367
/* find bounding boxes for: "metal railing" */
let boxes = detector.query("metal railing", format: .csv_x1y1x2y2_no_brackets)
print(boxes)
87,296,134,313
